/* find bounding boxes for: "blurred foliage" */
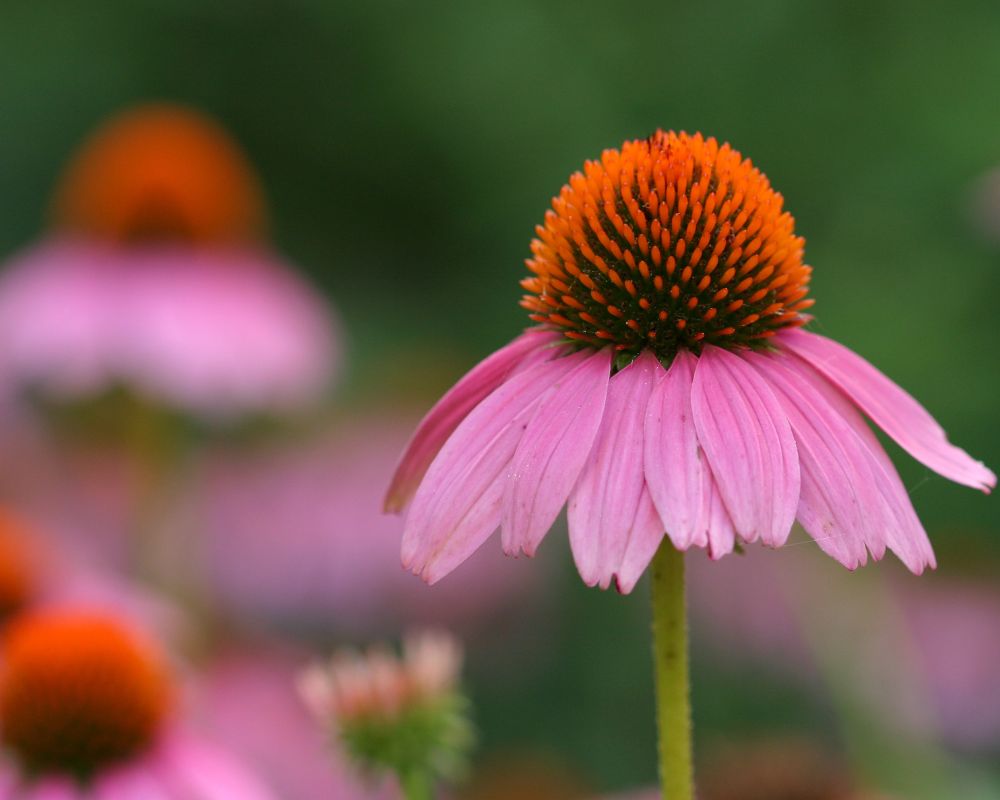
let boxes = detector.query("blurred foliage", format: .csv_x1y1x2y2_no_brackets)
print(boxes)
1,0,998,793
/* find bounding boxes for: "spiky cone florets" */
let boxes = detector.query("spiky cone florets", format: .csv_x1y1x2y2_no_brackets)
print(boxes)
299,630,473,785
0,611,172,780
523,130,813,360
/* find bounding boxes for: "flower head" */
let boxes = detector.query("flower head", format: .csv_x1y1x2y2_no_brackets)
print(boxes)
0,104,339,418
52,104,264,245
300,630,472,786
523,131,811,357
0,611,171,778
388,130,994,592
0,609,278,799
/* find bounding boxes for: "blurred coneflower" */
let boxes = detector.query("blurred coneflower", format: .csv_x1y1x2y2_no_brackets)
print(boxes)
0,103,338,420
301,630,473,800
196,417,551,637
385,131,994,799
0,609,275,799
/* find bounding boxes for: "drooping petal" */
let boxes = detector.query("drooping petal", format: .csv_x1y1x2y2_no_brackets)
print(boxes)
385,329,560,512
691,346,800,548
644,349,709,550
778,329,995,493
785,352,936,574
614,486,668,593
744,350,878,569
402,353,581,583
502,348,612,557
567,351,661,590
705,474,737,559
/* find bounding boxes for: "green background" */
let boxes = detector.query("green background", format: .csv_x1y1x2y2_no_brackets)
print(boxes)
1,1,997,795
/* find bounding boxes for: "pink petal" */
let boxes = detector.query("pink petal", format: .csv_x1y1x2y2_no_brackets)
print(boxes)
778,329,995,493
402,353,580,583
705,475,737,558
153,737,276,800
0,239,341,417
644,349,709,550
567,351,662,590
615,486,669,593
91,763,172,800
744,350,879,569
0,240,121,396
691,346,800,548
785,353,936,574
120,247,339,416
501,347,612,557
19,779,83,800
0,774,13,800
385,329,559,512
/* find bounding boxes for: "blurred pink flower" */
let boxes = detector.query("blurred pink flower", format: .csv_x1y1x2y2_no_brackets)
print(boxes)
0,610,276,800
195,647,391,800
0,735,278,800
0,104,339,420
688,546,1000,751
196,417,552,636
299,630,471,794
0,240,338,417
896,577,1000,750
300,630,463,725
0,410,137,565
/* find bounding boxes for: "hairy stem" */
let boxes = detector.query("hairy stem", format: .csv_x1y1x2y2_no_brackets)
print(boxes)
398,768,434,800
650,540,694,800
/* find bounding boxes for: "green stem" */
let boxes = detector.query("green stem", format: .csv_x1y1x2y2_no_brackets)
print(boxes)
650,540,694,800
398,768,434,800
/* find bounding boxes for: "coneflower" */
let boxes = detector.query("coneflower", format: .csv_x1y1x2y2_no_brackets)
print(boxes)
0,609,275,799
0,104,338,419
386,131,994,798
301,630,472,799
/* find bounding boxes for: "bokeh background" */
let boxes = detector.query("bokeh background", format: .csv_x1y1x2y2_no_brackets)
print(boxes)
0,1,998,798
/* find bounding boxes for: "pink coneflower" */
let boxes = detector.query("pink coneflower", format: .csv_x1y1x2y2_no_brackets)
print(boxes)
386,131,994,799
0,104,338,419
197,417,550,637
301,630,462,726
300,630,472,797
0,610,275,800
388,130,993,588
